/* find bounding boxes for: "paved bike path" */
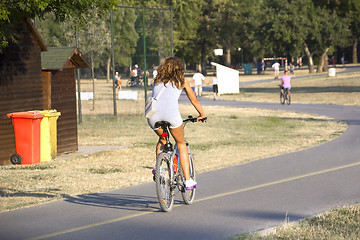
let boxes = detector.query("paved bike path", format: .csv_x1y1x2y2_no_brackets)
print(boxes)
1,101,360,238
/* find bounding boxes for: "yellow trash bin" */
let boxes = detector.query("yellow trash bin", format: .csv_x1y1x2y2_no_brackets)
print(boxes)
31,110,61,161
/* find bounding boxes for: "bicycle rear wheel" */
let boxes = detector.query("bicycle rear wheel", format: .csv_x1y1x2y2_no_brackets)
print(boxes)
155,152,174,212
180,145,196,205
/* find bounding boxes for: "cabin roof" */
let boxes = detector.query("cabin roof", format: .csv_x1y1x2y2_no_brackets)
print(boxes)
25,18,48,52
41,47,91,70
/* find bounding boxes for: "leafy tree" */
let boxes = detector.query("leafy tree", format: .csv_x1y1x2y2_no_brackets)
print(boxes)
36,13,71,47
77,8,111,110
213,0,242,66
170,0,205,66
191,0,217,75
348,0,360,63
260,0,350,73
138,0,203,66
0,0,117,49
335,0,360,63
218,0,263,66
112,7,138,74
310,1,351,72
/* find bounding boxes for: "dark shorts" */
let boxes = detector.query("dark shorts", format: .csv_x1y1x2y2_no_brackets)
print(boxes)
213,84,218,93
281,85,291,90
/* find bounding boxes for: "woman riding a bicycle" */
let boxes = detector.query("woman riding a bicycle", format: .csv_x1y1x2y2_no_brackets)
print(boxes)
147,57,206,190
281,69,291,95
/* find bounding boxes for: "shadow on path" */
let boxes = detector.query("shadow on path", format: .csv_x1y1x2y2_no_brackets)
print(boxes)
64,192,183,212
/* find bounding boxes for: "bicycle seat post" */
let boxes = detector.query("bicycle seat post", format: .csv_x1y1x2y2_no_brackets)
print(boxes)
157,122,173,153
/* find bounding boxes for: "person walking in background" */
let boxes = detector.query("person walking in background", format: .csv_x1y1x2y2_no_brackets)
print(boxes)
289,62,295,77
212,72,220,100
257,61,263,75
272,61,280,79
129,64,139,86
330,55,336,67
153,65,158,80
115,72,121,93
297,57,302,68
192,69,205,97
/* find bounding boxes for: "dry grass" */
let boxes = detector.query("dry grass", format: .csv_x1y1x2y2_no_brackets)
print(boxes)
231,204,360,240
0,103,347,212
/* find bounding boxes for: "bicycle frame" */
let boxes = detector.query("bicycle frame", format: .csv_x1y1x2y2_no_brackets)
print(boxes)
154,116,206,212
279,85,291,105
157,116,203,188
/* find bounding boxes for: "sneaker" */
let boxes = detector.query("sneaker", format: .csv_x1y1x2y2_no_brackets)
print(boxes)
185,179,197,190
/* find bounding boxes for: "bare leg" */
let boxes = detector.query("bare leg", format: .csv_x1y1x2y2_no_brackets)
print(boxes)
169,125,190,180
154,128,166,158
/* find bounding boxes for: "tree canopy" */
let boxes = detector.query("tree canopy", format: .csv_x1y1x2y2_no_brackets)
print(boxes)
0,0,117,48
2,0,359,73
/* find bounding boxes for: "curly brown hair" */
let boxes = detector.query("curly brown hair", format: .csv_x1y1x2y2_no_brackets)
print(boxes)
154,57,185,89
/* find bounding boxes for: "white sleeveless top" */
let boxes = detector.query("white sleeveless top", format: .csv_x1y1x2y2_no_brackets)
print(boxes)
147,82,183,130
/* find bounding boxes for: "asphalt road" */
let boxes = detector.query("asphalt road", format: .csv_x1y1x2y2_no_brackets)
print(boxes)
1,71,360,240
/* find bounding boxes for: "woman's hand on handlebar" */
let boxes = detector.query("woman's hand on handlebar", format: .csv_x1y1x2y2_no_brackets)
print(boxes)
197,116,207,123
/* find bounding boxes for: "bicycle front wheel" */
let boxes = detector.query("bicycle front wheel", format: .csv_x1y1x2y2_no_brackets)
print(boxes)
180,146,196,205
155,152,174,212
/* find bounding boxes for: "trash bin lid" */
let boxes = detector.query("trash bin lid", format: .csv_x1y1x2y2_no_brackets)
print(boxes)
7,112,44,119
31,110,61,117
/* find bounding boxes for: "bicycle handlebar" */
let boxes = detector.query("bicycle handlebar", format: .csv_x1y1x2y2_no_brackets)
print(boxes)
183,115,207,123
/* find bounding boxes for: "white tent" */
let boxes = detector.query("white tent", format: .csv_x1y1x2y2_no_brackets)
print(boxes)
211,62,239,94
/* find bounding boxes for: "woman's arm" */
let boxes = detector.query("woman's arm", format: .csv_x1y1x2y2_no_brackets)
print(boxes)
183,80,206,121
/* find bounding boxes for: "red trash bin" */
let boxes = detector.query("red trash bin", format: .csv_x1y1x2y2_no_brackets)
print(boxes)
7,112,44,165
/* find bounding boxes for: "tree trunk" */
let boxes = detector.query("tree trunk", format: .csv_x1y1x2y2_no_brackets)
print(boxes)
106,57,111,83
200,41,207,76
196,63,201,72
303,42,315,73
317,47,329,73
324,54,329,72
224,48,231,67
353,38,358,64
201,56,207,76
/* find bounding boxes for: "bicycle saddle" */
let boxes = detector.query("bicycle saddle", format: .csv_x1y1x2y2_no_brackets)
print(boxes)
154,121,171,129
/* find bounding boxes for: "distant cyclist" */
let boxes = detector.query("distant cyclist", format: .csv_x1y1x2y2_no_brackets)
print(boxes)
281,69,291,96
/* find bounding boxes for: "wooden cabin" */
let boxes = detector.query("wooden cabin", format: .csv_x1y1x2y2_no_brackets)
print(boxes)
0,18,90,165
41,47,90,154
0,18,47,165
